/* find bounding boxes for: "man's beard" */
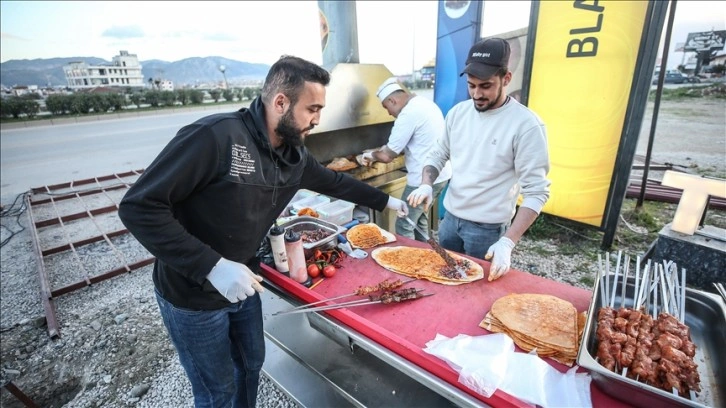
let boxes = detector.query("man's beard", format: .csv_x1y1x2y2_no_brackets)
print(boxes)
275,107,313,147
473,84,503,113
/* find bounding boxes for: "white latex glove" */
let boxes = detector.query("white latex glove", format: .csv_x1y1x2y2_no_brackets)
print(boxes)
360,151,375,167
485,237,515,281
386,196,409,217
206,258,264,303
407,184,433,211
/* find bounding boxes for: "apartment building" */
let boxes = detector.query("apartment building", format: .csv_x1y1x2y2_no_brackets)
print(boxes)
64,50,145,89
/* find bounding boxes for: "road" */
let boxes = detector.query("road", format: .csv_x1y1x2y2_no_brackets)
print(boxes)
0,91,435,206
0,105,234,204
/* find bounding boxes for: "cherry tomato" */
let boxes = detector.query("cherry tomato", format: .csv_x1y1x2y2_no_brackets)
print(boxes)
322,264,337,278
307,263,321,278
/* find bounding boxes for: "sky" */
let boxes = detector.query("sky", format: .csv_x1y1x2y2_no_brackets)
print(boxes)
1,1,724,75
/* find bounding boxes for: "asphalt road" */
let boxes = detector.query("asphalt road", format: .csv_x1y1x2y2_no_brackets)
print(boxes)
0,105,234,204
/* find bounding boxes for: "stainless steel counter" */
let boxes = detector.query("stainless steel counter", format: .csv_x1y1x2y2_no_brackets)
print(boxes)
260,277,483,407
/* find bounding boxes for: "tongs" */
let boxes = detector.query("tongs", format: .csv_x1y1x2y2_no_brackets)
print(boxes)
403,216,467,279
273,288,433,316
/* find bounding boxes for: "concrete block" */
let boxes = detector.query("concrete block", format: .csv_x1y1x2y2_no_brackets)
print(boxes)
653,223,725,292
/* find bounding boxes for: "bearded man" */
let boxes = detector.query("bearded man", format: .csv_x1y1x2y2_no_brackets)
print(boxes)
408,38,551,282
119,55,407,407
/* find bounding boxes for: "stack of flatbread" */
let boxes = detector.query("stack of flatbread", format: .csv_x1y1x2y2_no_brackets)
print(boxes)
479,293,587,366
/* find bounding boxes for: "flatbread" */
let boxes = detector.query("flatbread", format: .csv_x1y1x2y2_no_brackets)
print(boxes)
347,223,395,249
326,157,358,172
491,294,578,352
371,246,484,285
479,293,581,366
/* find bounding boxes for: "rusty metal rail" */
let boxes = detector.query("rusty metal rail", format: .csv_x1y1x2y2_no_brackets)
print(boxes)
25,170,155,338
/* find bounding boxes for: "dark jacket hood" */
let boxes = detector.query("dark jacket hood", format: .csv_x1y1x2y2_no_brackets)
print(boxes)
241,97,303,168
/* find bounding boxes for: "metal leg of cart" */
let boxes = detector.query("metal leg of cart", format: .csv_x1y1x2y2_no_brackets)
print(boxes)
261,287,480,408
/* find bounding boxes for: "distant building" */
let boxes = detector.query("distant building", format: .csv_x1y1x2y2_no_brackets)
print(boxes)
63,50,145,90
158,80,174,91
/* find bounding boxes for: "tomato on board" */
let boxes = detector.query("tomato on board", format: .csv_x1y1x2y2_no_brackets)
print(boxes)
322,264,337,278
307,263,321,278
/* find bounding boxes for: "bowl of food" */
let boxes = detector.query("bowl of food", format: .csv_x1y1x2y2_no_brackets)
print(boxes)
277,216,346,252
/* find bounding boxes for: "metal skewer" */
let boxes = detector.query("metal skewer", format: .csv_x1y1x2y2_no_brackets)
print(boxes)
633,256,640,310
610,251,622,309
605,252,611,308
273,289,433,316
275,277,418,314
620,255,630,309
597,253,606,307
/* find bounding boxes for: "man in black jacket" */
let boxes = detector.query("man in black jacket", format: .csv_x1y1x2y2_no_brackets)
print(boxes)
118,55,408,407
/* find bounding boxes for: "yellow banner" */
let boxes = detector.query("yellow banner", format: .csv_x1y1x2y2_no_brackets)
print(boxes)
528,1,650,226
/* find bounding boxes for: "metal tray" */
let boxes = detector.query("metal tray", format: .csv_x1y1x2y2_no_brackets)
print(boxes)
578,276,725,407
278,216,346,250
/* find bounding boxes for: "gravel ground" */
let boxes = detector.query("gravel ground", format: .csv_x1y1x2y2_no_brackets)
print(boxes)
1,92,723,407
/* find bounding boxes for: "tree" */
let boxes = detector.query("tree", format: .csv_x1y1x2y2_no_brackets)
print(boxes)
160,91,177,107
145,90,161,107
129,93,143,108
107,93,126,111
175,89,190,105
70,93,92,114
223,89,234,102
189,90,204,104
209,89,222,102
0,98,21,118
89,93,112,114
46,94,68,115
242,87,254,100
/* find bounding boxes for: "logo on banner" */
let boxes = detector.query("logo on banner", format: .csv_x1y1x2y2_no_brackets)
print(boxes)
444,0,471,19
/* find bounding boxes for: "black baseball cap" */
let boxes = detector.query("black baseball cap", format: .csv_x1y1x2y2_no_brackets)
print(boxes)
460,38,510,79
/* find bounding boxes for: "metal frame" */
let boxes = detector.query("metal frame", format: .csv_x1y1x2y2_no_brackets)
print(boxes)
25,170,155,338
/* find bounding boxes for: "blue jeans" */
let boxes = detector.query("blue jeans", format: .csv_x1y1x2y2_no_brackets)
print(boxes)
396,181,447,241
438,212,509,258
155,290,265,408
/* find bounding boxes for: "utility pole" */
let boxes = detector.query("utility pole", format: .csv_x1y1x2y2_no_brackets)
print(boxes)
219,65,229,90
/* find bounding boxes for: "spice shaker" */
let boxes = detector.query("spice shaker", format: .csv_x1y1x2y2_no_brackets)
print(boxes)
284,229,311,287
268,223,289,275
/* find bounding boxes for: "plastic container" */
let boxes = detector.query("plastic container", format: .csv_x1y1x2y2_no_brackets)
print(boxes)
317,199,355,225
283,189,318,216
268,224,289,274
290,195,331,215
284,229,311,287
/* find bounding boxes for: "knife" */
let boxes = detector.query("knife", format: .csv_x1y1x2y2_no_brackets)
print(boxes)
403,216,467,279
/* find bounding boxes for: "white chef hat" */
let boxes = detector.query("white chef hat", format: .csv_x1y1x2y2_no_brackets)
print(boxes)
376,77,403,102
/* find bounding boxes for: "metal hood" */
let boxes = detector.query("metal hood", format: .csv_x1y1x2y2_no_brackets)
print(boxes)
312,63,395,135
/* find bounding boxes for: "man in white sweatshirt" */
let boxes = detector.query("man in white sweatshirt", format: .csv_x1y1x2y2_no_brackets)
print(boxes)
359,77,452,242
408,38,550,281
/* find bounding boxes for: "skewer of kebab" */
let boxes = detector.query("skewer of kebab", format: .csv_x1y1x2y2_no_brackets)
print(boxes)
273,278,417,315
274,288,433,315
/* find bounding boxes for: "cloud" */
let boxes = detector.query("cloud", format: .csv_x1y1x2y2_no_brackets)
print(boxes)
1,32,29,41
102,25,145,39
204,32,237,42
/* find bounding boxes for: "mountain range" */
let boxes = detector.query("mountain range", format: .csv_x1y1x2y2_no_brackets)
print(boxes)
0,56,271,88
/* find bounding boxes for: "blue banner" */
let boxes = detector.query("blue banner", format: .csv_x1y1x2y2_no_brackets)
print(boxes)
433,0,482,116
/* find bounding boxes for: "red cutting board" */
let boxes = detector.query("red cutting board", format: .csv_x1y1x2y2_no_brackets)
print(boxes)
261,235,630,408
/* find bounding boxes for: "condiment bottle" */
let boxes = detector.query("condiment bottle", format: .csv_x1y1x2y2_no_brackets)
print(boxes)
268,224,289,275
285,230,311,287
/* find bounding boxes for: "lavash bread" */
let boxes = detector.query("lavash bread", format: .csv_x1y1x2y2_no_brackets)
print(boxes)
371,246,484,285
